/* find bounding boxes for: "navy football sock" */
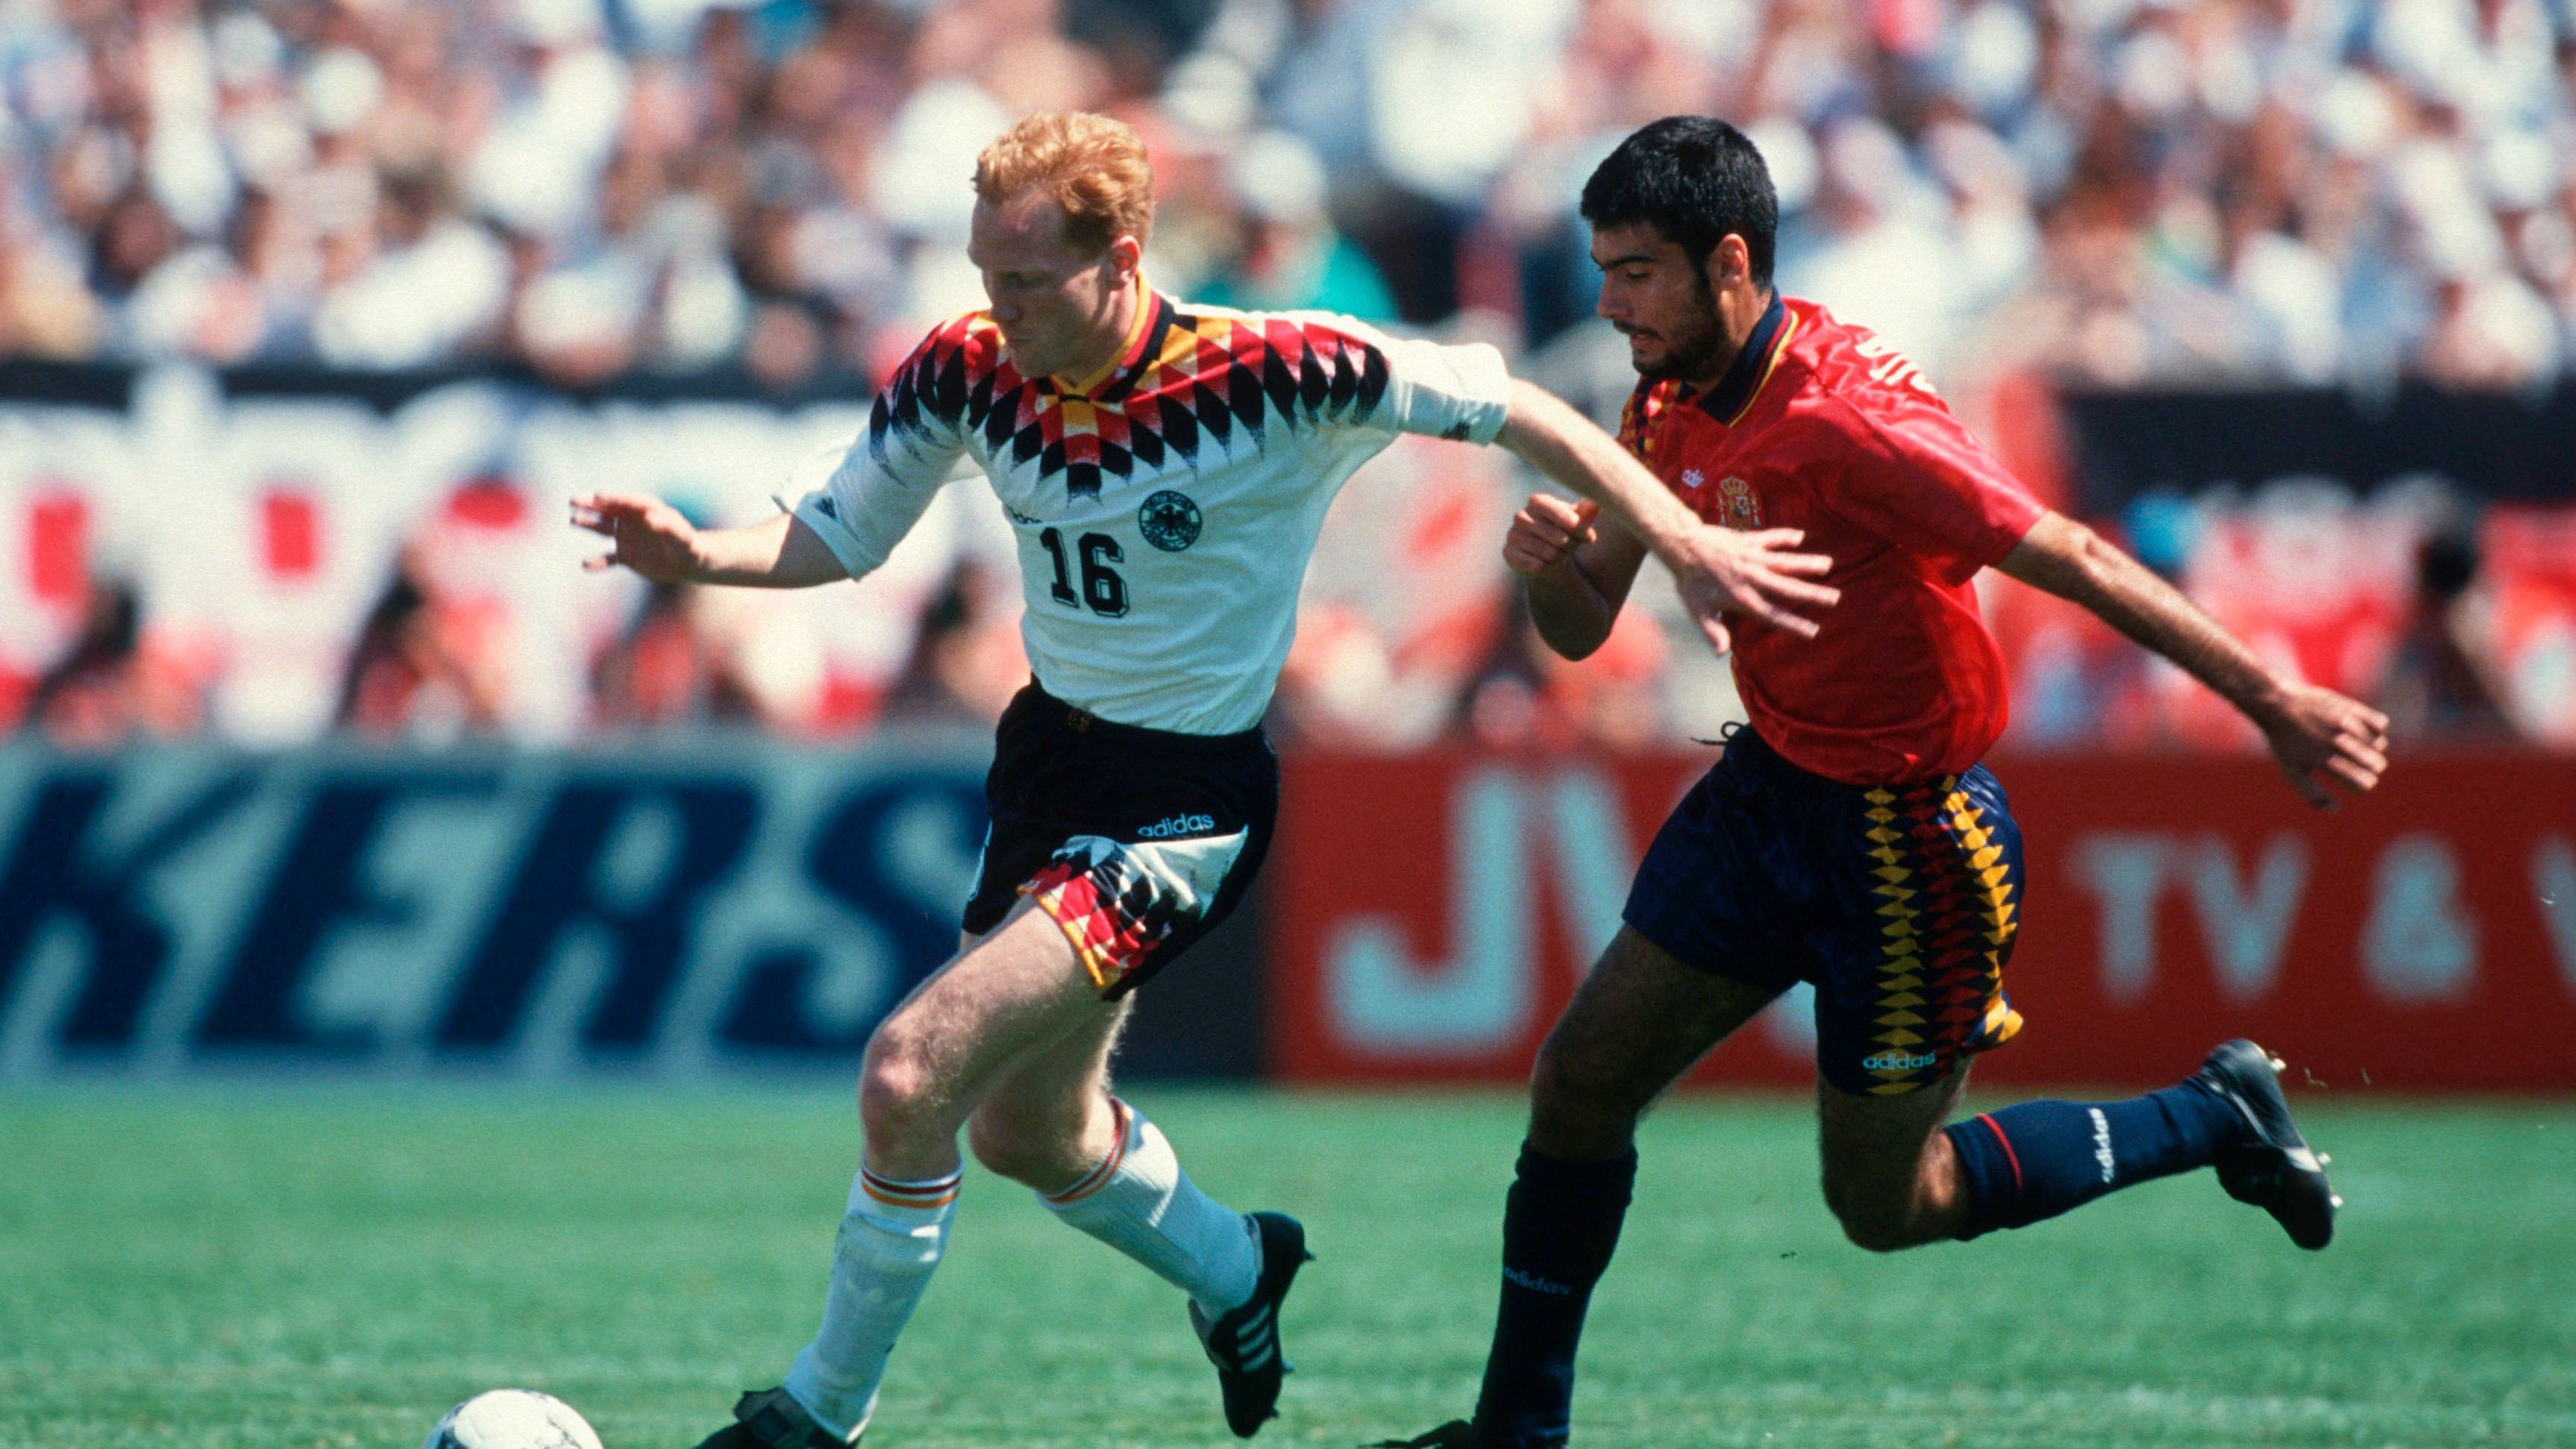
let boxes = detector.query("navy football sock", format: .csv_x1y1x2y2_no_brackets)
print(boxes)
1469,1142,1637,1448
1944,1082,2241,1239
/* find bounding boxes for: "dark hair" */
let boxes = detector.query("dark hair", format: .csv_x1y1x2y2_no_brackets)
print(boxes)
2416,529,2480,601
1580,116,1778,288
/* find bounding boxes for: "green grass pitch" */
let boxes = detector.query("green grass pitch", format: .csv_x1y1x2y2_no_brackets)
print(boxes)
3,1087,2572,1448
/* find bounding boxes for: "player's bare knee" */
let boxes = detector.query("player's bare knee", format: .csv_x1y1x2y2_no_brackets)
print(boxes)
1528,1037,1645,1157
1821,1174,1934,1252
1831,1204,1919,1253
965,1102,1086,1186
857,1033,943,1147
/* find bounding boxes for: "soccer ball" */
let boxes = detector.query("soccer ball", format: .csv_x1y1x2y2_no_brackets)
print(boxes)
424,1389,605,1449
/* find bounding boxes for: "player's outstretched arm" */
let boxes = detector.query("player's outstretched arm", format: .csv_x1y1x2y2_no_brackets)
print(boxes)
1996,511,2391,809
1494,379,1837,654
570,492,850,588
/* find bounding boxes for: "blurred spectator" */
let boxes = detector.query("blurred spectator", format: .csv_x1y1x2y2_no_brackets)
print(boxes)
315,162,511,369
22,574,139,745
1452,590,1670,752
878,557,1027,728
589,578,768,730
2378,527,2518,741
19,575,198,745
1455,596,1585,754
0,0,2571,755
333,545,506,739
1779,118,1972,381
1195,131,1397,319
0,0,2562,388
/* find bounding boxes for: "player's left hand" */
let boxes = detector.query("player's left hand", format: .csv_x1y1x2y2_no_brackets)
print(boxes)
1663,522,1839,654
2260,681,2390,810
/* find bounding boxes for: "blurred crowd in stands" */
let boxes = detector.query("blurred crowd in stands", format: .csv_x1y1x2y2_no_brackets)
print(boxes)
7,394,2571,751
2,0,2573,753
4,0,2572,386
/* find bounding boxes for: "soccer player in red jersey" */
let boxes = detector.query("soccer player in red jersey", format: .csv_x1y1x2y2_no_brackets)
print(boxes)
1383,117,2392,1448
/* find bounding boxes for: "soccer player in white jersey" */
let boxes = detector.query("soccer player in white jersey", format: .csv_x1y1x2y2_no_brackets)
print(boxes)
571,112,1840,1447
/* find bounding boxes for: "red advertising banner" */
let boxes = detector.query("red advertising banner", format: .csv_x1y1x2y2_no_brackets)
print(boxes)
1269,751,2576,1091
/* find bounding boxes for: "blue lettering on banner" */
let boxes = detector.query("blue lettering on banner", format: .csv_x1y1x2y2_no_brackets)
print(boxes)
0,742,993,1077
195,774,500,1056
721,774,989,1054
437,778,762,1057
0,766,257,1053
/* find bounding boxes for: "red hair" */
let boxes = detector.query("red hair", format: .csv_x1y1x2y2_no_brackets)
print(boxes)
973,111,1156,253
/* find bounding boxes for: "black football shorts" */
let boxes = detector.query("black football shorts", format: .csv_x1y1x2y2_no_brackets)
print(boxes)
962,680,1276,997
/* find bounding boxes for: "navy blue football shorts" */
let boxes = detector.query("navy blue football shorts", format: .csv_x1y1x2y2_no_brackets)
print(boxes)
1623,726,2026,1096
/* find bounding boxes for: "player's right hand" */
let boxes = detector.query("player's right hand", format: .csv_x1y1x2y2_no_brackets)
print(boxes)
2260,680,2391,810
1503,493,1599,578
1664,520,1840,654
570,491,700,583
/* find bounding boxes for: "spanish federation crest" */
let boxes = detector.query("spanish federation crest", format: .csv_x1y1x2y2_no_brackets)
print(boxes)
1716,475,1762,529
1138,489,1202,551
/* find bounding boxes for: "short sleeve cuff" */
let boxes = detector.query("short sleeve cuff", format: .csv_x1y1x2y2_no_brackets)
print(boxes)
1972,486,2050,567
786,488,886,580
1445,341,1514,445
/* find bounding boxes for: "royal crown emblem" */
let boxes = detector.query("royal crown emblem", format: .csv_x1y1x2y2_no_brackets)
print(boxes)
1716,475,1763,528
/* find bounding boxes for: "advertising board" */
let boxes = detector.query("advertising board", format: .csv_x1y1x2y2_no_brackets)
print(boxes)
1270,750,2576,1090
0,741,987,1078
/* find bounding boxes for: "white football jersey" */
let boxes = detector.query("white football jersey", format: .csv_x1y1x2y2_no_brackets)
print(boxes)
790,292,1512,733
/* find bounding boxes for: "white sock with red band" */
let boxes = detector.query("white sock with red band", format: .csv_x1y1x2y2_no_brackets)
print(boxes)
1038,1098,1261,1316
783,1166,959,1440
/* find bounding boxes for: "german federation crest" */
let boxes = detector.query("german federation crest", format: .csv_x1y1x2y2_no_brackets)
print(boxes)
1138,489,1202,551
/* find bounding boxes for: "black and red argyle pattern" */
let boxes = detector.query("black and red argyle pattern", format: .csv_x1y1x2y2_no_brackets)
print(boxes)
869,295,1394,501
1021,838,1188,994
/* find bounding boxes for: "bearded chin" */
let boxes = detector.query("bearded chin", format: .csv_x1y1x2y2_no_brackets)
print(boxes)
1632,292,1727,381
1636,326,1725,381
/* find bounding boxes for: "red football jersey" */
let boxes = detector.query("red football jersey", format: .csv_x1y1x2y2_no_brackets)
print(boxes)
1620,295,2046,785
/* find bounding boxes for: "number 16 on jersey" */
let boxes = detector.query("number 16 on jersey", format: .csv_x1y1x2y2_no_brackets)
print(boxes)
1039,527,1129,618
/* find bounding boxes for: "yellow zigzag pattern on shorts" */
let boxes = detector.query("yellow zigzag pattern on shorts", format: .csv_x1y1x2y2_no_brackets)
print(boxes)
1861,787,1928,1098
1861,780,2022,1095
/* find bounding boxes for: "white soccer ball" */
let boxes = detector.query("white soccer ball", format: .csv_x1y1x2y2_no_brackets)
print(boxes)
424,1389,605,1449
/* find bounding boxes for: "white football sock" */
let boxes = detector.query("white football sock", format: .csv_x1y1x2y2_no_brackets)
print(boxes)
1039,1098,1261,1315
782,1166,959,1439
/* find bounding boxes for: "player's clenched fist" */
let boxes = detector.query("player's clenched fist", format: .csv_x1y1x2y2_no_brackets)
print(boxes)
571,491,701,583
1504,494,1599,578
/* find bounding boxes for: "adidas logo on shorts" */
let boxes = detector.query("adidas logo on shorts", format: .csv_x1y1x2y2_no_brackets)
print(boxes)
1136,813,1218,839
1862,1050,1939,1072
